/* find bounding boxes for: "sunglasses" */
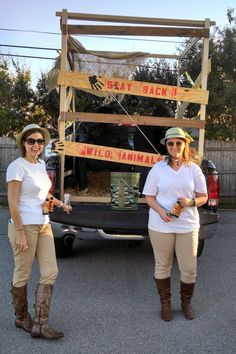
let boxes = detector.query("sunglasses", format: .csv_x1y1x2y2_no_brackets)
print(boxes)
25,138,45,146
166,141,184,147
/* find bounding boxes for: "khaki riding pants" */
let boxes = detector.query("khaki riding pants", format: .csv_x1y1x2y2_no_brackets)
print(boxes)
8,223,58,287
149,229,199,284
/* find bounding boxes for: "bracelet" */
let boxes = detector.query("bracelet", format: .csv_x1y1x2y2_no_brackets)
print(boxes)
58,201,63,208
16,228,24,231
191,198,196,207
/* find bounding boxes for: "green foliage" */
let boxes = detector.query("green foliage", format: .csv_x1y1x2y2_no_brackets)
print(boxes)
0,58,48,137
35,73,59,138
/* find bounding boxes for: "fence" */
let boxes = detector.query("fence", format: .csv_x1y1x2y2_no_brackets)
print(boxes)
0,137,20,200
204,140,236,206
0,137,235,206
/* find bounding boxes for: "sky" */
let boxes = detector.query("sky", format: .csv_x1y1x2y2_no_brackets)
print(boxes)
0,0,235,87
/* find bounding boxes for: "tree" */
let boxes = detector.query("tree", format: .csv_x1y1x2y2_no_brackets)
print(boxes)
178,11,236,140
35,73,60,137
0,57,46,137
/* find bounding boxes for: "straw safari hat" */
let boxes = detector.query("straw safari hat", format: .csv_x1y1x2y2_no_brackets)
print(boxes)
160,127,194,145
15,124,50,147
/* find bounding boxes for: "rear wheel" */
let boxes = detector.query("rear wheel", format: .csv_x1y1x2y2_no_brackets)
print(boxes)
54,235,74,258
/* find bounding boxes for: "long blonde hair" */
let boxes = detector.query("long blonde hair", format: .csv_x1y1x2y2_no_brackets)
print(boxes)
165,139,200,166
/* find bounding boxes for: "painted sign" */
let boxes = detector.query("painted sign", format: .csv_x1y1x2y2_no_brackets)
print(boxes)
57,71,209,105
52,140,163,167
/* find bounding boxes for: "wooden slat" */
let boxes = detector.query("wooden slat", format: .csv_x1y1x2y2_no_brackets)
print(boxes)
61,112,205,129
52,140,163,167
70,196,146,203
56,11,215,27
67,25,209,38
57,71,209,105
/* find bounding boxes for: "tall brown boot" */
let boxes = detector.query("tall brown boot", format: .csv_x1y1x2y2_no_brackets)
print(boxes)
31,284,64,339
154,277,172,321
180,281,195,320
11,284,33,332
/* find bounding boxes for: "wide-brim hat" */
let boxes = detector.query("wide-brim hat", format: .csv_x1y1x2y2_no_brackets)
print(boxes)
160,127,194,145
15,124,50,147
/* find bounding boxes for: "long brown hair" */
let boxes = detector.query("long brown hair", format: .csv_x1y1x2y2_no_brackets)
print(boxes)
19,129,45,158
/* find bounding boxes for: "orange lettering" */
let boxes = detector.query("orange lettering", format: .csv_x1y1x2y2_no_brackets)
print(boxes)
120,82,125,91
113,81,119,90
171,87,177,97
162,88,167,96
121,152,127,160
155,87,161,95
127,153,134,161
143,85,148,94
149,87,154,95
107,81,113,90
86,146,93,156
105,149,112,158
127,83,132,91
98,149,104,157
136,154,144,162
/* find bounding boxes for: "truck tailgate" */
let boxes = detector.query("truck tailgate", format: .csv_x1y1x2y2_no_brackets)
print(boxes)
49,204,219,235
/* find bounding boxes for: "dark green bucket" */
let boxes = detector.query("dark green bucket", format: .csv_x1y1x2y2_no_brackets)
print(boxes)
110,172,140,210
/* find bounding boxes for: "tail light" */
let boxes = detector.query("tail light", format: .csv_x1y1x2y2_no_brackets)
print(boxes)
47,169,56,194
207,174,220,207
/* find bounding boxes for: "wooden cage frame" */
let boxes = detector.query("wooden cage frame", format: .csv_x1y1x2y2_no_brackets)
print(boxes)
55,9,215,202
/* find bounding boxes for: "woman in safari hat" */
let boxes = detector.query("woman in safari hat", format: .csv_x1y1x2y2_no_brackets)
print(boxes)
6,124,72,339
143,127,208,321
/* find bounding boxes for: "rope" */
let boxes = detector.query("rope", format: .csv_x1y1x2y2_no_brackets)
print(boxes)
68,38,161,155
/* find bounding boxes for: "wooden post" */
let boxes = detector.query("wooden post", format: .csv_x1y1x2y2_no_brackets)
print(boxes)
199,19,210,159
59,9,68,200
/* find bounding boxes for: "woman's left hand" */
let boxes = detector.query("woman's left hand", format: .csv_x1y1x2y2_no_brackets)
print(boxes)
177,197,193,207
62,204,72,214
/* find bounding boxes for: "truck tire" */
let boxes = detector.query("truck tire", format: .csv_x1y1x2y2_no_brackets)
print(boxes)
197,239,205,257
54,235,74,258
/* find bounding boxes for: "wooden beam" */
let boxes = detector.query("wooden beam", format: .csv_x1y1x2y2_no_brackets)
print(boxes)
179,38,199,59
199,19,210,159
67,25,209,38
59,9,68,201
62,112,205,129
57,71,209,104
56,11,216,27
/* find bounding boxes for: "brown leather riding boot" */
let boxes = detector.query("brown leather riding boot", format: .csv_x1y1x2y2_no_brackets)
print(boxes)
31,284,64,339
11,284,33,332
180,281,195,320
154,277,172,321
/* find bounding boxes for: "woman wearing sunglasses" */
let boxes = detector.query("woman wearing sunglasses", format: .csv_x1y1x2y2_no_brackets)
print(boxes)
6,124,72,339
143,127,208,321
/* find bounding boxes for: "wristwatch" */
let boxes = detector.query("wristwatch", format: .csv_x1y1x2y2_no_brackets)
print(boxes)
191,198,196,207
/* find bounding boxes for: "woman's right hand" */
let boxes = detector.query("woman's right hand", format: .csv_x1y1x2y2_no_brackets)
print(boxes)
145,196,172,223
159,209,172,223
15,230,28,252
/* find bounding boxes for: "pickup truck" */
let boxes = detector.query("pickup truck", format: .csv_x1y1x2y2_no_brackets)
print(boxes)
45,123,220,259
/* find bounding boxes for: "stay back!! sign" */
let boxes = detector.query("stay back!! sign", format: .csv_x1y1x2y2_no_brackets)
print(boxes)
57,71,209,105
